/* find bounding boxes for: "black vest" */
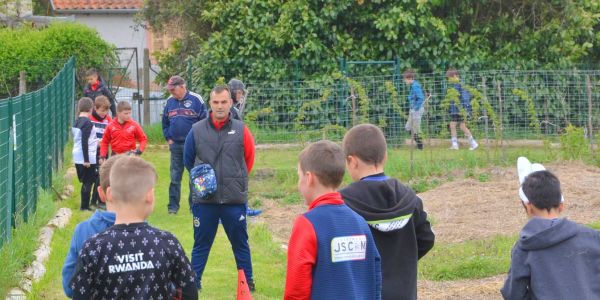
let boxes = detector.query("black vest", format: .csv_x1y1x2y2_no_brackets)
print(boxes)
192,117,248,204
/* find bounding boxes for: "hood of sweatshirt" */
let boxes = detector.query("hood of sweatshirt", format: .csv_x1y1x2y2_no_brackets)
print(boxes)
90,209,116,228
519,217,578,251
340,176,420,233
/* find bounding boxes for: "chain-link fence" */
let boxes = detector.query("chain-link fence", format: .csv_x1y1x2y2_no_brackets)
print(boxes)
0,57,74,249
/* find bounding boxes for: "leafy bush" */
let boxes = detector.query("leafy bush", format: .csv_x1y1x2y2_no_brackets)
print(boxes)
560,124,590,160
0,22,115,98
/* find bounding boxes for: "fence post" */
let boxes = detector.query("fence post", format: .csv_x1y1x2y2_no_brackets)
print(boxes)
586,74,595,156
338,57,349,128
143,48,151,126
19,71,26,95
496,79,506,161
482,76,490,162
8,97,16,229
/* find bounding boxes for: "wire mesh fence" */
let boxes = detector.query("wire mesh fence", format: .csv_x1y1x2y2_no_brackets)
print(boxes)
235,70,600,151
0,57,74,249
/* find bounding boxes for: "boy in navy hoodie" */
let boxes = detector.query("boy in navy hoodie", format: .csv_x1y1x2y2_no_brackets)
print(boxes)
62,154,123,298
340,124,435,300
501,157,600,300
284,140,381,300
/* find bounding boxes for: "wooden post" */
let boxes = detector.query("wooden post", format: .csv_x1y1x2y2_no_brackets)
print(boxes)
19,71,26,95
482,76,490,162
350,85,357,126
586,75,595,156
143,48,151,126
496,79,506,160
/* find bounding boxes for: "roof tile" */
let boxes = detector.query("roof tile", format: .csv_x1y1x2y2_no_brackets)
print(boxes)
52,0,143,11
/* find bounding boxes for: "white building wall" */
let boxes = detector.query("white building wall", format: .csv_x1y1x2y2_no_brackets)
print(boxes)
58,13,155,83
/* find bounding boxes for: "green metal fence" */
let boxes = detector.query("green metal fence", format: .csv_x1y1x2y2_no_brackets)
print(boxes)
0,57,74,249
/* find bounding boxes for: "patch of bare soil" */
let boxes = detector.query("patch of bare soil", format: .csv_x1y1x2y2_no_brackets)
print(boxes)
258,161,600,298
419,161,600,244
418,275,505,300
257,199,305,244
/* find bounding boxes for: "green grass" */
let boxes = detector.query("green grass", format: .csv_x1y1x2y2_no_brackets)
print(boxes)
588,221,600,230
29,149,287,300
143,122,165,145
419,235,516,281
0,143,72,298
24,144,600,299
251,145,557,197
419,220,600,281
0,189,58,298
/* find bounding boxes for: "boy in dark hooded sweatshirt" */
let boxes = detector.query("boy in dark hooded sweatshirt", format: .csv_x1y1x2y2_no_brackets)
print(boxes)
340,124,435,300
501,157,600,300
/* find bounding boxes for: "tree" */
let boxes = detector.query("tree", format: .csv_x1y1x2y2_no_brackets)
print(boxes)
139,0,600,89
0,22,115,98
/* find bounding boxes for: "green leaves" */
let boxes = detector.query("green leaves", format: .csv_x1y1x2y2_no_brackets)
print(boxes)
138,0,600,93
0,23,115,98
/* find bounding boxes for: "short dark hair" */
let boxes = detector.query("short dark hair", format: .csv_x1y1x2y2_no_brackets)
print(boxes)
446,68,460,78
77,97,94,113
116,101,132,112
522,170,562,211
85,68,99,78
299,140,345,189
211,85,231,98
343,124,387,166
403,69,416,80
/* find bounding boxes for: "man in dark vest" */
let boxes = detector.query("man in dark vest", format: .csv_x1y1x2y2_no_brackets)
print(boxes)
183,85,256,292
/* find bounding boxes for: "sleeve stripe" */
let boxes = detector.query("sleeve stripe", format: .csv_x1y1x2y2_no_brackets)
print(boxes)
188,92,205,104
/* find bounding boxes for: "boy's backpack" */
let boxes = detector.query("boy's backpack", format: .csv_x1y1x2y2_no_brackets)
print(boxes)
190,163,217,202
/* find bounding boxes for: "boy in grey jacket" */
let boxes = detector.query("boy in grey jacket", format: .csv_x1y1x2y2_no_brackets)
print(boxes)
501,157,600,300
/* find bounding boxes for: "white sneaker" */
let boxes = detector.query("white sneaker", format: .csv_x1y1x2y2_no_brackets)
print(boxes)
469,141,479,150
450,144,459,150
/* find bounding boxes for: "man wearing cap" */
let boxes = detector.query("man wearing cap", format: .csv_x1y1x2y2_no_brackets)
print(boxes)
227,79,263,217
162,75,207,214
228,78,246,120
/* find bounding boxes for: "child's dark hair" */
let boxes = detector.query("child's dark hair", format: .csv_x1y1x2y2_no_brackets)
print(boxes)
85,68,99,78
403,69,416,80
116,101,132,112
77,97,94,113
446,68,459,78
522,170,562,211
343,124,387,166
298,140,345,189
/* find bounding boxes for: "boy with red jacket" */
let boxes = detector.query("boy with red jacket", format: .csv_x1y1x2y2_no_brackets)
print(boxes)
285,140,381,300
100,101,147,161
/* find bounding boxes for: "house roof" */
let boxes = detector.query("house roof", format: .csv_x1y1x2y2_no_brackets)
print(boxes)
51,0,143,12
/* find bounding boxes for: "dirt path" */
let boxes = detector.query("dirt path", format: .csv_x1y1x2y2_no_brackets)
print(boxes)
420,161,600,244
257,161,600,299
